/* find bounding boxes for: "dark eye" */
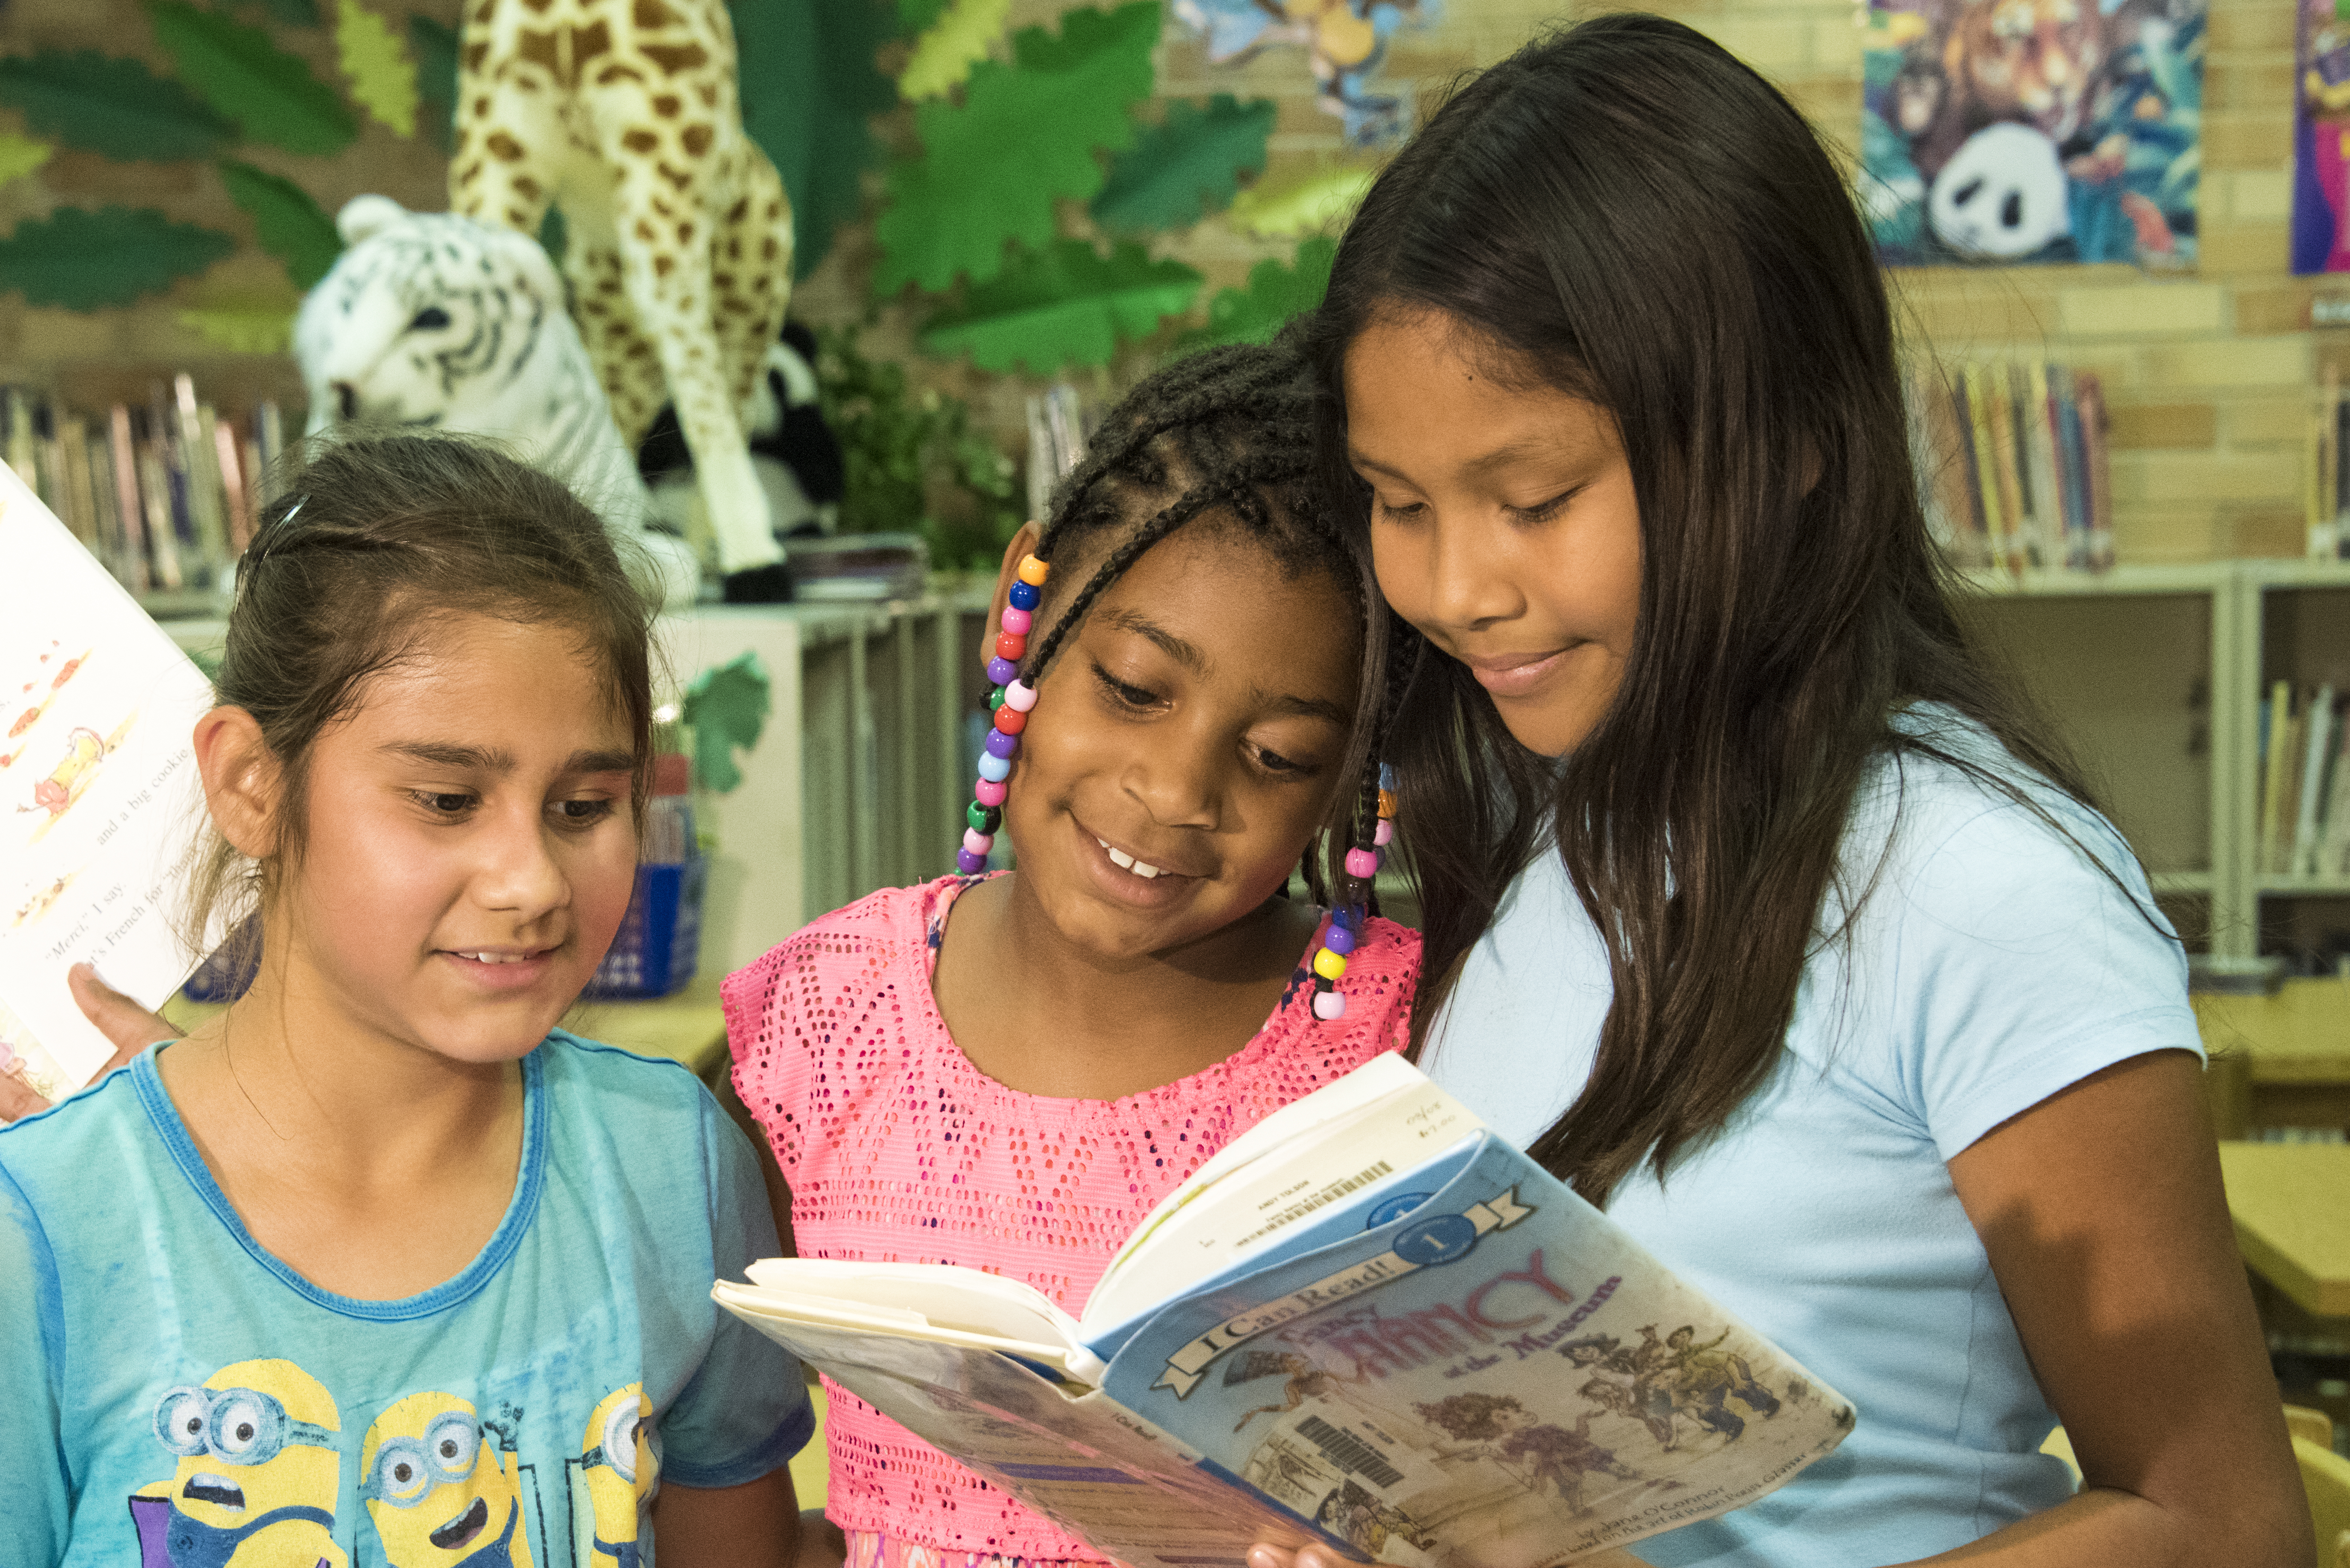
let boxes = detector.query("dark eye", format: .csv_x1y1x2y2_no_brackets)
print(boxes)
408,307,451,331
1091,663,1158,710
415,791,473,815
552,798,615,826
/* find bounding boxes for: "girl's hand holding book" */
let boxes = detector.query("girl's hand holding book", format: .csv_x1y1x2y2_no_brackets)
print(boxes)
0,963,174,1124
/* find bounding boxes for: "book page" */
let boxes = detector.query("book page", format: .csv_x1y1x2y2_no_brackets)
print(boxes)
723,1314,1330,1568
1102,1135,1855,1567
0,466,214,1100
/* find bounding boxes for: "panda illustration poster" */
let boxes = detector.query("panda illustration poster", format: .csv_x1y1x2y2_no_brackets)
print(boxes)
1861,0,2205,267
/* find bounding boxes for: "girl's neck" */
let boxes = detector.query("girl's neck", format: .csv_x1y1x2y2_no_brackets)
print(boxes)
158,922,527,1301
930,872,1324,1101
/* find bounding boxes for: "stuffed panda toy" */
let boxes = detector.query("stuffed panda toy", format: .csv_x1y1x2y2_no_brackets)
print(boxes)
1928,124,2072,261
637,321,845,590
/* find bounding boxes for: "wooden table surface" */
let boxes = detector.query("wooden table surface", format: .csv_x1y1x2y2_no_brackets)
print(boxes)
2196,980,2350,1084
161,969,732,1081
2217,1142,2350,1317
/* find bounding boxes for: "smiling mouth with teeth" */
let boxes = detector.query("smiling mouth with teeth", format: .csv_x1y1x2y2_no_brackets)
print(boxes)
452,950,542,964
1095,838,1171,879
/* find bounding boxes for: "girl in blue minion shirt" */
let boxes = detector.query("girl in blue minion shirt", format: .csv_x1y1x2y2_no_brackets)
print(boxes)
0,436,810,1568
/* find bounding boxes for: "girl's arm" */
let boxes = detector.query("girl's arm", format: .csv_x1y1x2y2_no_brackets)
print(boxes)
1917,1049,2310,1567
652,1469,803,1568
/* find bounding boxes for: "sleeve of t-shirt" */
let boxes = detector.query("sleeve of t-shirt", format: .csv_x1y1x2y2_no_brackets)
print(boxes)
652,1095,815,1491
0,1159,70,1568
1885,789,2204,1163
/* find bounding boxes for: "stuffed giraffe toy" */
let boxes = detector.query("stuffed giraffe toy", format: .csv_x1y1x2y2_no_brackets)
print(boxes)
451,0,795,598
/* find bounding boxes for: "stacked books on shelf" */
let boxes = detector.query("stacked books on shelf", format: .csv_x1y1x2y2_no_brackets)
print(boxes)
0,379,287,608
1907,361,2114,575
2256,680,2350,879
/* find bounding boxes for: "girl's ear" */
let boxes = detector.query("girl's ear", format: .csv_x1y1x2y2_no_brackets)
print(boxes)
983,521,1043,668
194,706,280,861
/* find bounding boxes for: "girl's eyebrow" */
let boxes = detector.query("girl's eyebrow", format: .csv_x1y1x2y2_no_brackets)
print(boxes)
380,741,635,776
1099,608,1205,675
1260,690,1352,726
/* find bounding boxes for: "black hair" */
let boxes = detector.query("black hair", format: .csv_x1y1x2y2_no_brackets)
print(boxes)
1017,337,1416,913
1304,14,2108,1202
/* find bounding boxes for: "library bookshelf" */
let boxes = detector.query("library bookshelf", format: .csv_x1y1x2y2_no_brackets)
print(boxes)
1967,560,2350,961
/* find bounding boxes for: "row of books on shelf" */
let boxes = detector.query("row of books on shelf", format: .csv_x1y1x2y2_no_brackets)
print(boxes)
1908,361,2115,575
1,381,288,603
2256,679,2350,877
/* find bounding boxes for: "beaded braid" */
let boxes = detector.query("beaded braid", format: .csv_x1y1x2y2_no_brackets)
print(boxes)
1308,629,1421,1017
952,341,1397,1020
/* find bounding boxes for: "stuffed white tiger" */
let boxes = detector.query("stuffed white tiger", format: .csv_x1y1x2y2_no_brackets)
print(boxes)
293,195,700,607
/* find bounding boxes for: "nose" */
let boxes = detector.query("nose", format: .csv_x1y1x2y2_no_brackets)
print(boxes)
332,381,359,422
473,806,571,922
1420,510,1525,633
1124,713,1223,833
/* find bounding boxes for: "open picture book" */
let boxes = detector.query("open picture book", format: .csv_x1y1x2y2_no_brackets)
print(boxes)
0,464,213,1105
713,1055,1856,1568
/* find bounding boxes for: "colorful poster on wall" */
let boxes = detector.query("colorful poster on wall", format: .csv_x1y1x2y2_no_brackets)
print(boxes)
1170,0,1438,149
1860,0,2205,268
2292,0,2350,272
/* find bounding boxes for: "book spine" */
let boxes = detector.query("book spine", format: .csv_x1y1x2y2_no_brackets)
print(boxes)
1962,366,2007,570
2261,679,2294,877
212,412,253,554
2318,372,2341,559
174,375,228,573
57,413,100,556
107,404,150,595
1949,371,1989,559
2296,684,2336,876
136,417,185,594
1987,369,2027,573
2076,371,2115,569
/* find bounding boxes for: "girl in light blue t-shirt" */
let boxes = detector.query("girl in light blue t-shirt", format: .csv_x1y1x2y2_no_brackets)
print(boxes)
1255,14,2309,1568
0,437,809,1568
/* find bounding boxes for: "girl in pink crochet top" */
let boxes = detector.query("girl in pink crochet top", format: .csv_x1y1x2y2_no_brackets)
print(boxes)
726,341,1423,1568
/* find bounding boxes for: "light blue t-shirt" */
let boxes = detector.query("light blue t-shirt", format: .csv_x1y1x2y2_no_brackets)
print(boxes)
1420,710,2201,1566
0,1030,812,1568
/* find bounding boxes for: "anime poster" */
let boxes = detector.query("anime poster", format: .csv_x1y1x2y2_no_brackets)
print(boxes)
2292,0,2350,272
1861,0,2205,267
1171,1,1439,149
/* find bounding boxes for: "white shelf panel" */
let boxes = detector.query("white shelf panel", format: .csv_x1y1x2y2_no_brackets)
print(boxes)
1962,562,2229,598
2150,871,2215,896
2256,878,2350,897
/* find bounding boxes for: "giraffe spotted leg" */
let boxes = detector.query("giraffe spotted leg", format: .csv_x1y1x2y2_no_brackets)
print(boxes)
709,151,795,421
566,242,671,449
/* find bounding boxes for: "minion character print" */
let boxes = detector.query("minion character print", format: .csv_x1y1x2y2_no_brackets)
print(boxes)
128,1359,348,1568
361,1394,536,1568
577,1384,657,1568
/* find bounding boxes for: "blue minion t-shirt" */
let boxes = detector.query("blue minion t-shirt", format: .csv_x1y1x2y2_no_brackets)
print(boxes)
0,1031,812,1568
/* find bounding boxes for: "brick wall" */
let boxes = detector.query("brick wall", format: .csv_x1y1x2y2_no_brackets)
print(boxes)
0,0,2317,562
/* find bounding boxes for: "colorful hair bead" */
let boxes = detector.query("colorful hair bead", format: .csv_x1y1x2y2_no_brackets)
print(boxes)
1308,761,1399,1024
958,557,1051,877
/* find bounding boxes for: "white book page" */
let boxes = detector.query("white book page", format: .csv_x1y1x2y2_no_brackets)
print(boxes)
0,467,214,1100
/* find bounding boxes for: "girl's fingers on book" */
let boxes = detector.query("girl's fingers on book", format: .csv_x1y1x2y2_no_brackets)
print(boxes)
67,962,176,1067
0,1070,49,1124
1246,1546,1299,1568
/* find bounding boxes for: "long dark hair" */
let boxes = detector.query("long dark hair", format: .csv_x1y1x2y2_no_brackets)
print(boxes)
1021,339,1408,903
1306,14,2104,1203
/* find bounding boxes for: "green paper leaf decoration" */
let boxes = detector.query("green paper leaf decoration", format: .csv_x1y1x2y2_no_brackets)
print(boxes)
0,134,51,192
683,652,773,794
1226,162,1377,239
409,14,459,152
734,0,897,281
0,206,235,309
217,159,342,289
176,296,299,353
145,0,358,157
919,238,1203,373
898,0,1010,101
898,0,947,32
1092,94,1276,234
262,0,322,25
336,0,417,138
873,1,1160,295
0,50,235,162
1178,235,1337,352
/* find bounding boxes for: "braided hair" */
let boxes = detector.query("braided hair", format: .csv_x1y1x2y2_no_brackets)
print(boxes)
1014,338,1421,909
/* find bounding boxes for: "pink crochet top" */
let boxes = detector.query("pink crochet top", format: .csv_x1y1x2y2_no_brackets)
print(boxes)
724,874,1420,1560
